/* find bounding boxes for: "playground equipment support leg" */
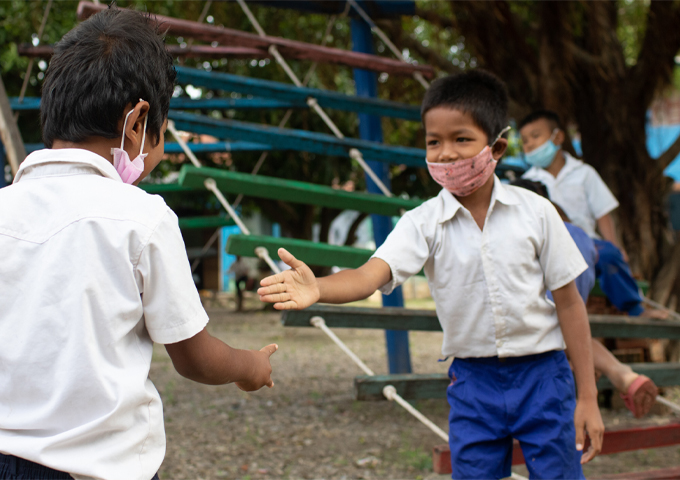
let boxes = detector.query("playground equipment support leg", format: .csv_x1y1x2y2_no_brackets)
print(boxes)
351,15,412,375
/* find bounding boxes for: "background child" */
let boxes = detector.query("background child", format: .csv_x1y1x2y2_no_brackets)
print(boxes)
0,8,276,480
520,110,664,319
259,71,604,479
512,179,659,419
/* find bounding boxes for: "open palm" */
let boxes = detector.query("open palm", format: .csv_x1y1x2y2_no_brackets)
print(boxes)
257,248,320,310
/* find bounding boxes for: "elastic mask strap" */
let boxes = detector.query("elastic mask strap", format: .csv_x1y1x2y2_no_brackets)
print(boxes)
139,115,148,156
117,98,146,153
119,109,135,151
549,128,559,142
491,125,512,147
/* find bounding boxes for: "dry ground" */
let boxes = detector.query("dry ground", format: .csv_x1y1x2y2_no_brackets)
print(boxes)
152,302,680,479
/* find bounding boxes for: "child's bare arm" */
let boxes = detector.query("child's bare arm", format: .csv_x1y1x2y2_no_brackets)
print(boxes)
597,213,628,261
552,281,605,464
258,248,392,310
165,328,277,391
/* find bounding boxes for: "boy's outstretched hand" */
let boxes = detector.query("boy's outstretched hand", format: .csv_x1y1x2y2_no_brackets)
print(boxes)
574,397,604,464
258,248,319,310
235,343,278,392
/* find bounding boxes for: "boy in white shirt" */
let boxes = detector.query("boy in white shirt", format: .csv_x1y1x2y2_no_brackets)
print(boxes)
520,110,655,318
258,71,604,479
0,8,276,480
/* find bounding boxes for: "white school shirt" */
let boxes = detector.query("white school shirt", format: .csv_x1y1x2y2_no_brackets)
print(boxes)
0,149,209,480
372,176,587,358
522,152,619,238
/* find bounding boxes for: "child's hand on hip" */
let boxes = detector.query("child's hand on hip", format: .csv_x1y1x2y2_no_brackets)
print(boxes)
574,397,604,464
235,344,278,392
258,248,319,310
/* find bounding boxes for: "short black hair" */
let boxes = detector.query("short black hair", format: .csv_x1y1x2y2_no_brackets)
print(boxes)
510,179,550,200
420,70,508,143
518,110,563,131
41,6,176,148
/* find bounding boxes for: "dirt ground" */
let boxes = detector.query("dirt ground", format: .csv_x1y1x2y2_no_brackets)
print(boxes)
152,299,680,479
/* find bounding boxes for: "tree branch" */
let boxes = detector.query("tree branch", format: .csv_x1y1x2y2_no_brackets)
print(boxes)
628,1,680,105
658,131,680,170
377,19,461,75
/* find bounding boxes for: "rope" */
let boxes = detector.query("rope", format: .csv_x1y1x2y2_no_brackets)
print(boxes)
167,119,452,447
642,296,680,322
235,0,393,198
345,0,430,90
166,120,275,269
656,395,680,413
15,0,53,122
188,11,345,272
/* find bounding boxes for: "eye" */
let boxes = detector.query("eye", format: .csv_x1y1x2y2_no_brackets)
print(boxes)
427,139,440,147
456,137,472,143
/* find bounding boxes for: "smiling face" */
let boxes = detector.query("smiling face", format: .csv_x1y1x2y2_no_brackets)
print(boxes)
424,107,507,164
519,117,562,153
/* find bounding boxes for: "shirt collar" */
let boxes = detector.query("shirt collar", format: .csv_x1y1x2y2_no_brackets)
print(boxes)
13,148,122,184
438,175,519,223
557,152,583,179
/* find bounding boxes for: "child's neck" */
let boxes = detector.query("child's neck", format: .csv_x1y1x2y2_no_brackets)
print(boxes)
456,175,495,231
545,150,566,177
52,138,117,166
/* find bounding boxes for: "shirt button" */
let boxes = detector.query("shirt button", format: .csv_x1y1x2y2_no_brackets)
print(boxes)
496,340,503,347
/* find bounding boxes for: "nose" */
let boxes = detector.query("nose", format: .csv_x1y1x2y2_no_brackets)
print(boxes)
438,141,459,162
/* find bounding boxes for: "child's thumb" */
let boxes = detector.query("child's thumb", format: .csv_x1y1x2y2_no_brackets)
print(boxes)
575,425,584,452
261,343,279,357
278,248,305,269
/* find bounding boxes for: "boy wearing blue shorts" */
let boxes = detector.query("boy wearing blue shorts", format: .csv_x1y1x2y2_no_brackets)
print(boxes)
258,71,604,479
0,8,277,480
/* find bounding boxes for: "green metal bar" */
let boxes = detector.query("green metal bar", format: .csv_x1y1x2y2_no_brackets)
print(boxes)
591,279,649,298
226,234,374,269
177,215,235,230
178,165,422,216
354,363,680,401
138,183,199,194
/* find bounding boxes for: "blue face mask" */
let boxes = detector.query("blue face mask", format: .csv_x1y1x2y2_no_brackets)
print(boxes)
524,129,560,168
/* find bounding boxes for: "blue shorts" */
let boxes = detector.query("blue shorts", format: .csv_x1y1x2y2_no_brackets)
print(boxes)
447,350,584,479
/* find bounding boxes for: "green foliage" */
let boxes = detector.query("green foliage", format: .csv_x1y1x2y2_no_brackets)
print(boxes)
617,0,650,66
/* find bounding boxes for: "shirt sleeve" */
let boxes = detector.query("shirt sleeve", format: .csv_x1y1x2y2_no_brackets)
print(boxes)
135,209,209,344
539,202,589,291
371,214,430,295
584,166,619,219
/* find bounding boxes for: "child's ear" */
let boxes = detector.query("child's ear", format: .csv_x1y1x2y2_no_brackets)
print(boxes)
491,138,508,160
553,129,566,147
123,100,150,151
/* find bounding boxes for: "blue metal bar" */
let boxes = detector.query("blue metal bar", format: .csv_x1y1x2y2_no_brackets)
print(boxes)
10,96,305,112
168,110,426,167
24,141,273,155
351,16,412,374
175,66,421,121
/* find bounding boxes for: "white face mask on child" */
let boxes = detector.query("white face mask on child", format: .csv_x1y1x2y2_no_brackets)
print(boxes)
111,100,148,184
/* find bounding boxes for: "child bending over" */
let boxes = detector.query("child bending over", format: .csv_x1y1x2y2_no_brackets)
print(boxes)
512,179,659,419
0,8,276,480
259,71,603,479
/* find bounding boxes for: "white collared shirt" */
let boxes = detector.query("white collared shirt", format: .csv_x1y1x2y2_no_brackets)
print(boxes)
0,149,208,480
522,152,619,238
372,176,587,358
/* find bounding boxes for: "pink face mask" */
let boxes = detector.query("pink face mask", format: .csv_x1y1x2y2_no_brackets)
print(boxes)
111,100,148,184
426,126,511,197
